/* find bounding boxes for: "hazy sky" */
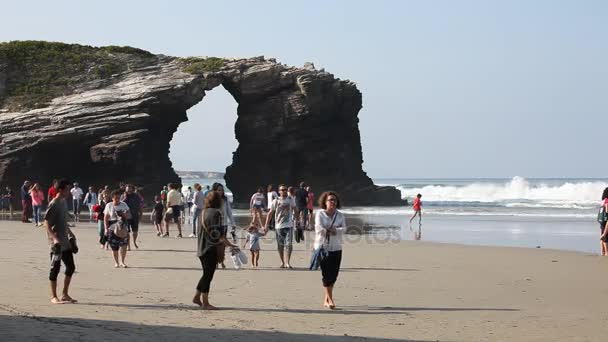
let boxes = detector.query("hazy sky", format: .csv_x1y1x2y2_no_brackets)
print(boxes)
2,0,606,178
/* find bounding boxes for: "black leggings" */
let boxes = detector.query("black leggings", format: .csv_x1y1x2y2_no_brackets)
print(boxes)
320,250,342,287
197,251,218,293
49,251,75,281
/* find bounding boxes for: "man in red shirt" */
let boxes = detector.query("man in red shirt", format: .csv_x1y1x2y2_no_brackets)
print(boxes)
408,193,422,228
48,179,59,201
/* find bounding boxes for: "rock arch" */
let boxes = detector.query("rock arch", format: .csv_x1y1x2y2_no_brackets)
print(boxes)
0,42,402,206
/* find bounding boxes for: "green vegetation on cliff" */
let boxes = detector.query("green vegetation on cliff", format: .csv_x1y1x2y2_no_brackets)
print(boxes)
0,41,158,110
181,57,225,74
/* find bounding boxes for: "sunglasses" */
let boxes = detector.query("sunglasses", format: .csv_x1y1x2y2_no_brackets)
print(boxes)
327,198,337,202
279,189,287,192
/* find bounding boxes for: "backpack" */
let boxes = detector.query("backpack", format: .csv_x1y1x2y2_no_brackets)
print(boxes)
598,205,607,224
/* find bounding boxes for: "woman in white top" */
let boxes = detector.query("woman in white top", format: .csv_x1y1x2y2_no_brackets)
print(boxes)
314,191,346,310
104,190,131,268
250,187,266,227
266,184,278,230
212,183,235,268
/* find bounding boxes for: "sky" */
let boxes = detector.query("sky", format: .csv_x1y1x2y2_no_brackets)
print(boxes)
1,0,607,178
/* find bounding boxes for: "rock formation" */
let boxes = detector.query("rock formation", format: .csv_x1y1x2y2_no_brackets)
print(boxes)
0,41,403,206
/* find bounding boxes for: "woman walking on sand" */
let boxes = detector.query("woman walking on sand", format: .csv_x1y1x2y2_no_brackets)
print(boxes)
306,186,315,230
598,187,608,255
193,191,238,309
104,190,132,268
29,183,45,227
314,191,346,309
266,184,278,230
212,183,236,268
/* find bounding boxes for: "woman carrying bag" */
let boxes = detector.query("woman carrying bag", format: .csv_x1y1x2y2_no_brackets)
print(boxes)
314,191,346,310
193,190,237,309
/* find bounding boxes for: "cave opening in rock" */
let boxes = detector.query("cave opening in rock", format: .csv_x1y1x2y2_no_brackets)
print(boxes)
168,85,238,191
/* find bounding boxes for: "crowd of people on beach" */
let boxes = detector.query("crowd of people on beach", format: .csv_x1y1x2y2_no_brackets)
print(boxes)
2,177,345,310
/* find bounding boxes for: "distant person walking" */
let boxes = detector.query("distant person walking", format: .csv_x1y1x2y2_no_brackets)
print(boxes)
599,187,608,255
212,183,235,268
265,184,296,269
306,186,315,230
193,190,238,309
190,183,204,238
184,186,194,225
21,180,32,223
104,190,131,268
250,187,266,228
83,186,99,222
314,191,346,310
294,182,309,242
123,185,142,249
409,193,423,227
70,183,84,222
166,183,183,238
44,179,77,304
266,184,278,230
29,183,45,227
151,195,165,237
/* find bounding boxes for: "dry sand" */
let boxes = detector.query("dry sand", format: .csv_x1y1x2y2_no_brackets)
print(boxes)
1,219,608,342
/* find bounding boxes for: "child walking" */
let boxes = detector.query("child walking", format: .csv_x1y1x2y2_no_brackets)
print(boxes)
409,193,422,227
243,225,267,267
151,195,164,237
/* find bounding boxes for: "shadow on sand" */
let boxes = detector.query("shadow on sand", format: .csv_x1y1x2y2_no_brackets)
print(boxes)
0,314,445,342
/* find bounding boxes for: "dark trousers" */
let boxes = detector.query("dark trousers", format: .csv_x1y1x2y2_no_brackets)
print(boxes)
197,251,218,293
49,250,76,281
21,199,32,221
320,250,342,287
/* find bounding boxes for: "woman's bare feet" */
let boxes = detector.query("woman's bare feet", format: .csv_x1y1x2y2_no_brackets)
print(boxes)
202,304,218,310
114,263,120,268
51,297,67,304
192,295,203,307
61,295,77,303
134,242,139,249
120,264,128,268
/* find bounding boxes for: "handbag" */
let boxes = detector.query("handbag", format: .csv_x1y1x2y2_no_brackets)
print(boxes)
112,219,129,239
309,212,337,269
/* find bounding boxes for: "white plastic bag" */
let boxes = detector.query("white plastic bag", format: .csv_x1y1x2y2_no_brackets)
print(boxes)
237,250,248,265
231,254,242,269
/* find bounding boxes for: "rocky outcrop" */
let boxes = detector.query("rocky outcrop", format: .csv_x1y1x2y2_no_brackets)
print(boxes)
0,41,403,206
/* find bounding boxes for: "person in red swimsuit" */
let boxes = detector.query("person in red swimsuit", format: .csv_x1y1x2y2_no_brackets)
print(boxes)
408,193,422,228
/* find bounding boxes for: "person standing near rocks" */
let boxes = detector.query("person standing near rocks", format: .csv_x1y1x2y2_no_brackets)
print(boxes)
314,191,346,310
123,185,143,249
44,179,77,304
265,184,296,269
29,183,45,227
1,186,14,218
184,186,194,225
70,183,84,222
83,186,99,222
21,180,32,223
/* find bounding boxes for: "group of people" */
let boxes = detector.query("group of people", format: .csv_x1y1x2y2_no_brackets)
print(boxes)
42,177,346,310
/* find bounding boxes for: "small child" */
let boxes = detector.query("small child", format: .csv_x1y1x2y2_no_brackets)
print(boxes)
408,193,423,227
151,195,164,237
242,224,267,267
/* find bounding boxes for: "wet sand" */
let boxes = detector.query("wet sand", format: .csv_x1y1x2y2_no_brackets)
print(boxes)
1,220,608,341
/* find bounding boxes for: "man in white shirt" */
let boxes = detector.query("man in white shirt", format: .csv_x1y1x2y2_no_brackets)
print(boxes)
264,184,296,269
70,183,84,222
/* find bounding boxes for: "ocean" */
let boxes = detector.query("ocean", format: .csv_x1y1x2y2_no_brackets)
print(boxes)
183,177,608,254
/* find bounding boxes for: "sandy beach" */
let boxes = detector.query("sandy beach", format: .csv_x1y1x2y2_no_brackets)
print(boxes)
1,219,608,342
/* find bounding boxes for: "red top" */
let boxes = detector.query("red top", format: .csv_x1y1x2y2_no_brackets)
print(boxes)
413,198,422,211
48,187,57,201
